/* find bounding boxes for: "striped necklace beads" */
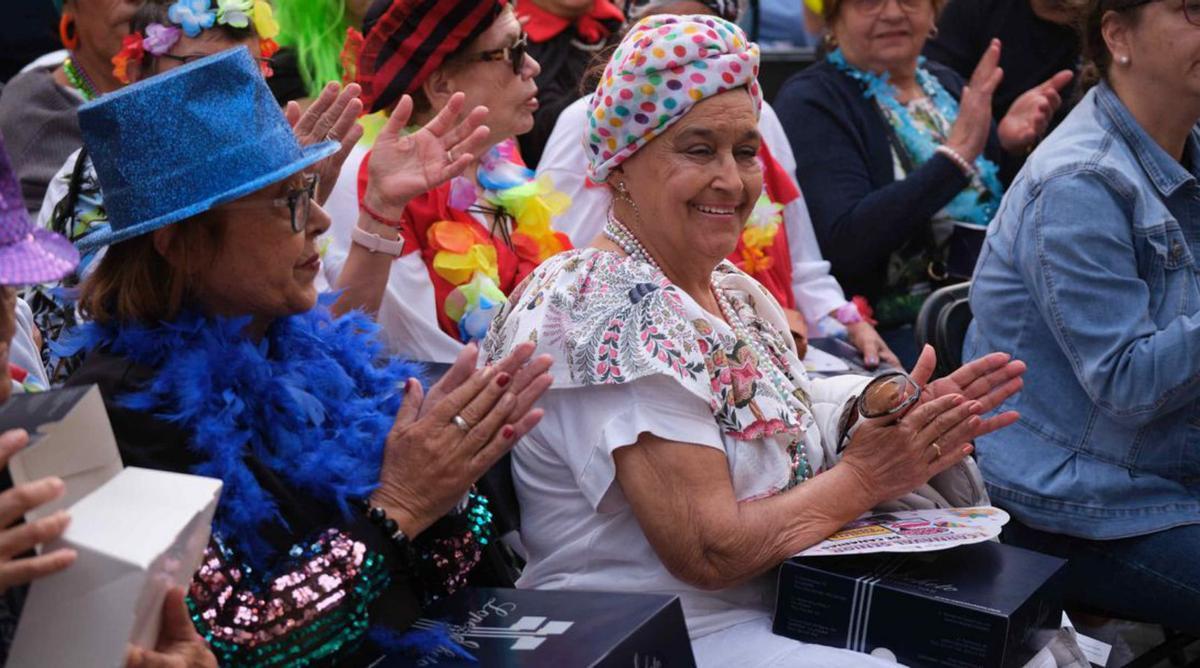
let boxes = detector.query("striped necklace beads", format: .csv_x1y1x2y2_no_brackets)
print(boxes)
63,57,100,101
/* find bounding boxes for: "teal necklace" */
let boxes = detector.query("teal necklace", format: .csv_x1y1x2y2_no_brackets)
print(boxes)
63,57,99,101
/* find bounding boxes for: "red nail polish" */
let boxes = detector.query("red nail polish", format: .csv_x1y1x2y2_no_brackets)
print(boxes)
497,373,511,388
502,426,515,440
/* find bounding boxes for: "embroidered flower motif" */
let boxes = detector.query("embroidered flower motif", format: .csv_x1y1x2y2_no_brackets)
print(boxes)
110,33,145,85
215,0,253,29
142,23,182,56
250,0,279,40
168,0,216,38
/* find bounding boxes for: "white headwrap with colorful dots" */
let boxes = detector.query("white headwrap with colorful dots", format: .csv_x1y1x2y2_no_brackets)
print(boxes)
585,14,762,182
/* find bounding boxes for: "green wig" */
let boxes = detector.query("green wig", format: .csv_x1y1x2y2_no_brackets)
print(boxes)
274,0,354,99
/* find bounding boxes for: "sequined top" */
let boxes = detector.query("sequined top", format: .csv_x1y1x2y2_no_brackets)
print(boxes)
67,351,492,666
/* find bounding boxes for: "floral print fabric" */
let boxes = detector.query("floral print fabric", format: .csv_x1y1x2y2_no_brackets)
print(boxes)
483,248,819,491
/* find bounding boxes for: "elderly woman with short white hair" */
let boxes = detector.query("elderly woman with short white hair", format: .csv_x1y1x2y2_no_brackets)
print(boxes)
484,14,1026,665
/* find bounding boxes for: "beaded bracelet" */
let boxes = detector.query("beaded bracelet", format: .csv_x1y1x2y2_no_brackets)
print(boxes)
360,500,418,571
935,145,978,179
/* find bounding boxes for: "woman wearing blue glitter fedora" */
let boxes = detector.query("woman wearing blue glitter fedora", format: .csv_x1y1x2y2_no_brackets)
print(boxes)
60,46,554,665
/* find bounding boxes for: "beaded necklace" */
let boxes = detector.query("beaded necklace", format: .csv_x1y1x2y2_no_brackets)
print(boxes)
826,48,1003,226
62,57,100,101
604,211,813,483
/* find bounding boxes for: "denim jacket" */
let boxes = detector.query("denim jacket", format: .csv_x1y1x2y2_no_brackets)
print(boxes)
964,82,1200,540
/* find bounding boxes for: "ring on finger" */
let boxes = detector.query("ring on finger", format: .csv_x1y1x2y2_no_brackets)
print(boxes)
452,414,471,433
446,149,455,163
930,441,942,458
326,130,340,142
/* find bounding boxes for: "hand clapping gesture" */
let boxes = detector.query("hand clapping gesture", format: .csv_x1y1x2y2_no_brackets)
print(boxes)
361,92,491,221
372,342,552,537
998,69,1074,154
841,345,1025,505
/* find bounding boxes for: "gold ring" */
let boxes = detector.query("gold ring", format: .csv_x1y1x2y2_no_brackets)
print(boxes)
931,442,942,457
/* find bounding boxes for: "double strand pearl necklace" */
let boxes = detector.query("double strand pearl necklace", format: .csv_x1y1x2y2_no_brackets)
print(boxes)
604,211,812,482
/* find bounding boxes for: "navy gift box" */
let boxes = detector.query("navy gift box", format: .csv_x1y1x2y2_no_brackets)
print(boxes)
379,587,696,667
773,541,1065,668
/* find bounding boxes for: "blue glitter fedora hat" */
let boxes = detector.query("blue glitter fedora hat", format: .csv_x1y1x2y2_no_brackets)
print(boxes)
75,47,337,252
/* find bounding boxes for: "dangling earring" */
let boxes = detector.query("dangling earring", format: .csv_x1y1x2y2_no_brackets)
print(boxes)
615,180,644,225
59,12,79,51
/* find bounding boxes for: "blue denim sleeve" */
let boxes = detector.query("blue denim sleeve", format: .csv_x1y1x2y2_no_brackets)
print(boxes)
1021,172,1200,423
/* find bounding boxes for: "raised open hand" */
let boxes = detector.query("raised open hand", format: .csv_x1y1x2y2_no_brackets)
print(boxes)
286,82,366,205
361,92,491,222
945,39,1004,164
998,70,1074,154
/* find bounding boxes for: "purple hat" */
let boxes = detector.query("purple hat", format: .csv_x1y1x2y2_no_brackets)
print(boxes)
0,135,79,286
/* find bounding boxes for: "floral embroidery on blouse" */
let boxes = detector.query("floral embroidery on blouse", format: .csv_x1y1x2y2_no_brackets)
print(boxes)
484,248,815,450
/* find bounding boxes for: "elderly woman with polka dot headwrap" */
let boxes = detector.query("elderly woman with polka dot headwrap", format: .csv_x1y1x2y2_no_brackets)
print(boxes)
483,14,1026,664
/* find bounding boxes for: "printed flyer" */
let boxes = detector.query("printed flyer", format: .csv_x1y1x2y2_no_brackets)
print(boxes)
796,506,1009,557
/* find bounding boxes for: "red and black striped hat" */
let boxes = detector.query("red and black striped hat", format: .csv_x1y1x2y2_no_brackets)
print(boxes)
356,0,507,113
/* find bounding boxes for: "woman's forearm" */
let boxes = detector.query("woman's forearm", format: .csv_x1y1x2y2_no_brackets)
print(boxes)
616,436,878,591
330,212,404,318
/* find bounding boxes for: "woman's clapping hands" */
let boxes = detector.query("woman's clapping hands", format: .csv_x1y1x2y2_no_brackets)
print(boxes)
371,342,552,537
840,345,1024,506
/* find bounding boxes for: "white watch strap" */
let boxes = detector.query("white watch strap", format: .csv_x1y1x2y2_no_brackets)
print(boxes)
351,225,405,256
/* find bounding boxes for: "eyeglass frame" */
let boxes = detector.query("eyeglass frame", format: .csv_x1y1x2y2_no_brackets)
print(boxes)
156,52,277,68
844,0,930,15
460,33,529,76
1108,0,1200,25
835,370,923,453
219,173,320,234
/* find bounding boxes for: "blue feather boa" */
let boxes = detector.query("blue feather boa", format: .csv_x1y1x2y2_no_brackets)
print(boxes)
61,295,425,570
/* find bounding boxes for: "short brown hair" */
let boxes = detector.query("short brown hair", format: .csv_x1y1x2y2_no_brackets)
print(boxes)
1074,0,1146,90
78,217,223,326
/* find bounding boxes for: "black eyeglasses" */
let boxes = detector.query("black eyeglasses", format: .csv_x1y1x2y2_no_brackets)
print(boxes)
463,33,529,75
223,174,319,233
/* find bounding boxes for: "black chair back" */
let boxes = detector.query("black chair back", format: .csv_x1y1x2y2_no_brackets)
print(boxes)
913,282,972,378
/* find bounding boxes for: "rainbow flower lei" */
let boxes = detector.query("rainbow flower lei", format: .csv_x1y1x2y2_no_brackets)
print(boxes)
428,139,572,342
112,0,280,84
740,193,784,275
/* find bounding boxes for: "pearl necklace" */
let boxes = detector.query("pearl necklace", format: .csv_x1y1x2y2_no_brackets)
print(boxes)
604,211,812,482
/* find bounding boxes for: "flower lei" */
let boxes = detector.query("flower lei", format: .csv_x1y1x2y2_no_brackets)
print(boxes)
827,48,1003,226
112,0,280,84
56,297,424,570
428,139,573,342
740,192,784,275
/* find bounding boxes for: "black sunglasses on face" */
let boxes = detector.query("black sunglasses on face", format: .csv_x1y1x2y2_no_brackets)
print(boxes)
464,33,529,75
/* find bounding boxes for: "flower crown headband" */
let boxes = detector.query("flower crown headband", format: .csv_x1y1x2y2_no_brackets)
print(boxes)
112,0,280,84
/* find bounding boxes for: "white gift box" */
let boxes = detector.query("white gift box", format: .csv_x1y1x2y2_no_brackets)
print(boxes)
2,384,123,522
7,467,222,668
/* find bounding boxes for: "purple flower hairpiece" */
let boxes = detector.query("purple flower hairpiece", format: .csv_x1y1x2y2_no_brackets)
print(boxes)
143,23,183,56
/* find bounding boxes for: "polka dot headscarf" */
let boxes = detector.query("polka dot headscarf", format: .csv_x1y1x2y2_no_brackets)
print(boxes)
585,14,761,182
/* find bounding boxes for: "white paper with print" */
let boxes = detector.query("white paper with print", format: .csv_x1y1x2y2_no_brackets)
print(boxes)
796,506,1010,557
